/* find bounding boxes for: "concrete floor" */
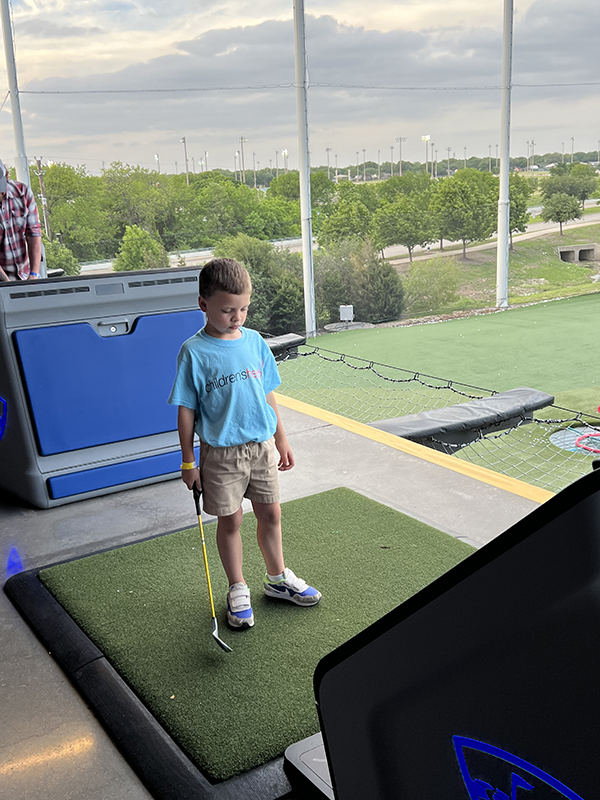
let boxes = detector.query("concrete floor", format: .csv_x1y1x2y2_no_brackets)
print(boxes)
0,406,540,800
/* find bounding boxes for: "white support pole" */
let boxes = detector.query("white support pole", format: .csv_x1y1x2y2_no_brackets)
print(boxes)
496,0,514,309
0,0,28,186
293,0,316,338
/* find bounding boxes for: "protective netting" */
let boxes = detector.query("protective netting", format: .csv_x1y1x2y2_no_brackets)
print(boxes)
277,345,600,494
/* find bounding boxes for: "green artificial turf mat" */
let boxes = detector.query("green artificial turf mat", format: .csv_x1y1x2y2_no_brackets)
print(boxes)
39,488,473,782
309,293,600,396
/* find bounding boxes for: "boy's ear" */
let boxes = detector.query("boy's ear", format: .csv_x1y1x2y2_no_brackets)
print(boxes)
198,295,207,312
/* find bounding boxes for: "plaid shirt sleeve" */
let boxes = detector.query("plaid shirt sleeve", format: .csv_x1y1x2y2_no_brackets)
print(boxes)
0,181,42,280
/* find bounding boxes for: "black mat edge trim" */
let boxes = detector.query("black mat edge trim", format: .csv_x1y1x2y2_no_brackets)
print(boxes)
4,566,293,800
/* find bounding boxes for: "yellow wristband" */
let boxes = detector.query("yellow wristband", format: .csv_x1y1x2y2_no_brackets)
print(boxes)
181,461,197,470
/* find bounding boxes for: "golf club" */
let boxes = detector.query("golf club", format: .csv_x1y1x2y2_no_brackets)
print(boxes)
192,484,232,653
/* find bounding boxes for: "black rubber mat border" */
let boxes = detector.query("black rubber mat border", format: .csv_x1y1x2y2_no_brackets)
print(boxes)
4,539,301,800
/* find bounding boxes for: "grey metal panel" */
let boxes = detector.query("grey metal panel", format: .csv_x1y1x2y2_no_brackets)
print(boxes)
0,268,201,508
0,269,200,330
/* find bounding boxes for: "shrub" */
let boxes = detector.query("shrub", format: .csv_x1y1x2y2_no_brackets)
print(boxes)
43,237,81,276
315,239,404,324
113,225,169,271
402,256,460,314
213,233,304,335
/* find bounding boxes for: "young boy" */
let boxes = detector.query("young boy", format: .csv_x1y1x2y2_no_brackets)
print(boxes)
168,257,321,630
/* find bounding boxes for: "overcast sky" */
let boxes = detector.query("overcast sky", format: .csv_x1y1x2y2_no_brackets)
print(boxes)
0,0,598,174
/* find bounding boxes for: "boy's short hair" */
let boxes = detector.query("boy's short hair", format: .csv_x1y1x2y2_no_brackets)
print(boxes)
199,258,252,298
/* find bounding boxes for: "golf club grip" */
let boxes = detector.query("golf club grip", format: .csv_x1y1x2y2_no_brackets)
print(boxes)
192,484,201,516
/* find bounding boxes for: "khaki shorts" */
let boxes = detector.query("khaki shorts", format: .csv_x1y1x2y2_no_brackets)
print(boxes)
199,438,280,517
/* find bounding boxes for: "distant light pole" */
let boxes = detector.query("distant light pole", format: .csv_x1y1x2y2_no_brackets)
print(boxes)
239,135,248,181
204,151,209,171
191,156,195,174
390,145,394,178
495,143,499,169
326,147,332,179
422,135,430,174
275,150,279,178
571,136,574,164
526,140,529,171
356,150,359,179
362,148,366,181
488,144,492,172
154,153,160,173
396,136,406,176
253,152,257,188
180,137,189,185
531,139,535,171
335,153,338,180
34,158,51,239
429,141,434,176
175,161,178,174
446,146,451,176
463,146,467,168
282,148,289,173
561,142,565,163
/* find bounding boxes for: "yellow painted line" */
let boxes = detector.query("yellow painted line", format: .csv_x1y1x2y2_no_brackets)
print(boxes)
274,392,554,504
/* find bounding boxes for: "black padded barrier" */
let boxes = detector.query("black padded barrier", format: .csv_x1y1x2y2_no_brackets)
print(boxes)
3,532,293,800
314,466,600,800
368,386,554,453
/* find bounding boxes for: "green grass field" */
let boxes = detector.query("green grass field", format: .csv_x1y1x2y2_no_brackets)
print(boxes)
393,223,600,313
279,294,600,492
308,293,599,401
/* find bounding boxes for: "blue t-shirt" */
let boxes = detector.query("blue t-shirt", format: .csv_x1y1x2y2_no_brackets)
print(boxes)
168,327,281,447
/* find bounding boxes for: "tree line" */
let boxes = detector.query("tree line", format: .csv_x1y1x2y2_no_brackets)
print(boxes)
21,159,598,331
26,159,598,264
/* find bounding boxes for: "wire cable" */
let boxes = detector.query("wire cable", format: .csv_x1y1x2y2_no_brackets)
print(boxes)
20,80,600,96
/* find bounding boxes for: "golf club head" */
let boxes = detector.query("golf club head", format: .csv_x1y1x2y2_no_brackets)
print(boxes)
212,618,232,653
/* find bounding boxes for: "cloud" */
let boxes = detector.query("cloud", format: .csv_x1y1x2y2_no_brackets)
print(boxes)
15,19,105,38
6,3,600,171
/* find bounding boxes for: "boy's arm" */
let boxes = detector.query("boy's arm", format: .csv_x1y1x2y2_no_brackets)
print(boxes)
177,406,201,490
266,392,294,471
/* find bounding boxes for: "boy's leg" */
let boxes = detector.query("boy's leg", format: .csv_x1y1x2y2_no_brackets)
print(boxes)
216,507,255,629
252,500,322,607
251,500,285,577
216,507,245,586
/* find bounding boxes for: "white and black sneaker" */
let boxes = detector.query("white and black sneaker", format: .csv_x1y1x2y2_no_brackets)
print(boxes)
263,568,322,606
227,583,254,629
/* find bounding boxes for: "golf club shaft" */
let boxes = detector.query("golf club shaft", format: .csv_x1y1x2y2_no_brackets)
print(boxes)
197,512,217,619
192,485,232,652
